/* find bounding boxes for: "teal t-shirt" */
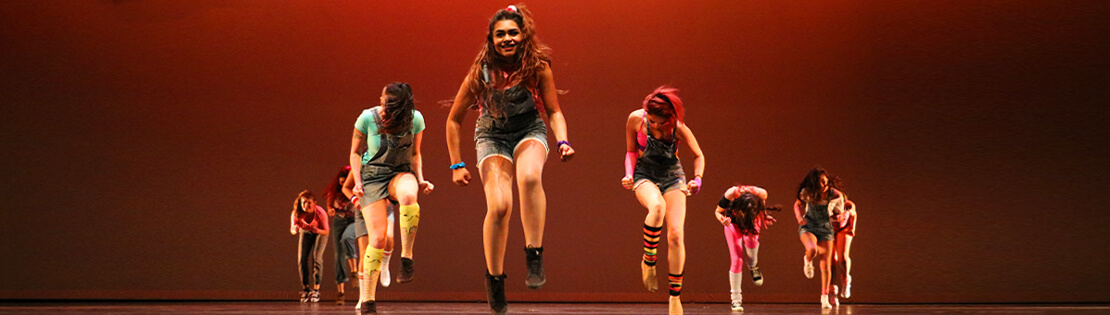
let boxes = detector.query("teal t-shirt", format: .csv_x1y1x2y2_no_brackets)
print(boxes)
354,107,425,165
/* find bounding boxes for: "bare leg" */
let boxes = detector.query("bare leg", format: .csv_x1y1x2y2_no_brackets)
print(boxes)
662,189,687,276
514,141,547,248
634,182,666,292
480,157,515,275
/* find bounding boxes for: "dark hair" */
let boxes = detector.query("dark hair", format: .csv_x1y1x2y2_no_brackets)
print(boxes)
642,86,685,125
294,190,316,216
727,192,782,234
464,4,552,118
795,167,843,202
378,82,415,135
324,166,351,210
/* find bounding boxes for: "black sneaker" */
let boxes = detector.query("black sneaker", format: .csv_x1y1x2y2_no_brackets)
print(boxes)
524,247,546,289
485,272,508,315
359,300,377,314
397,257,415,283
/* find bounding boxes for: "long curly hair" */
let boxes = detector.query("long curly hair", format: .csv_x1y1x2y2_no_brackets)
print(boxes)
795,167,844,202
463,4,552,118
642,86,685,125
378,82,415,135
727,192,782,234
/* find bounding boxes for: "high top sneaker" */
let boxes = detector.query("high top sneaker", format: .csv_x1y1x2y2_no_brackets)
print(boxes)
485,272,508,315
751,267,764,286
397,258,415,283
524,246,546,289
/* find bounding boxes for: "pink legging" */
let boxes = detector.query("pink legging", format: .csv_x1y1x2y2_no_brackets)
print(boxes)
724,225,760,273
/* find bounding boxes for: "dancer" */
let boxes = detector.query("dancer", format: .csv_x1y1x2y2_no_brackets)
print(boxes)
830,199,856,305
289,190,329,303
714,185,779,312
793,167,846,309
445,4,574,314
324,166,359,305
621,86,704,314
349,82,433,314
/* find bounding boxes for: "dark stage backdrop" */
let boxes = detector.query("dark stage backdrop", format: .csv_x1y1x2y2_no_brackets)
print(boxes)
1,0,1107,303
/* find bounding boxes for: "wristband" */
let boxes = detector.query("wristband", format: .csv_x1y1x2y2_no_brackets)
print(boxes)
450,162,466,170
556,140,571,148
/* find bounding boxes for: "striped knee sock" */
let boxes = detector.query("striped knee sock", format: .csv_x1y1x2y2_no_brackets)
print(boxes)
668,273,684,296
642,224,662,266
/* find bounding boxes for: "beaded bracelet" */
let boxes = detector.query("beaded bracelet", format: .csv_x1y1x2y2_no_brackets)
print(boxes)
450,162,466,170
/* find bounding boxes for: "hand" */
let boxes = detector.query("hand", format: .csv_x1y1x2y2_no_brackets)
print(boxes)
353,183,365,197
290,227,298,235
765,215,777,226
686,177,702,195
558,143,575,162
621,175,634,190
420,180,435,194
718,216,730,227
326,207,335,217
452,167,471,186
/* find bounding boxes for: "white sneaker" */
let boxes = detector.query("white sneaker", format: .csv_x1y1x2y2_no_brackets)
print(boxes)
803,256,814,279
830,286,840,306
731,300,744,312
820,295,832,309
842,275,852,298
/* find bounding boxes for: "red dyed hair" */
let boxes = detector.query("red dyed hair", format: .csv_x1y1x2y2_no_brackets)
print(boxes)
641,86,685,124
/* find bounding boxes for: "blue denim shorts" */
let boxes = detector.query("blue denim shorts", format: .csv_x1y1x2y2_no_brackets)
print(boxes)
633,163,686,193
474,113,548,167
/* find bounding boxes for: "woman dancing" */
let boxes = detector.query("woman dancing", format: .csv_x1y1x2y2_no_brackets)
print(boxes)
349,82,433,314
793,167,846,309
621,86,704,314
445,4,575,314
714,185,778,312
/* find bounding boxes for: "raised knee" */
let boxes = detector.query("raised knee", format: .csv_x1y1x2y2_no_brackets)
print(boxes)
396,194,416,206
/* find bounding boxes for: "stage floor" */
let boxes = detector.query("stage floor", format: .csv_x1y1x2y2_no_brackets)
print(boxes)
1,302,1108,314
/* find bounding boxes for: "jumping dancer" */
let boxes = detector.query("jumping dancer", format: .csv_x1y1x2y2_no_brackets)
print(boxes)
289,190,329,303
715,185,779,312
445,4,575,314
349,82,433,314
621,86,705,314
794,167,846,309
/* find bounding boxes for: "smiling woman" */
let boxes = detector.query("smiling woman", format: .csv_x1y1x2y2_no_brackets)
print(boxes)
444,4,575,315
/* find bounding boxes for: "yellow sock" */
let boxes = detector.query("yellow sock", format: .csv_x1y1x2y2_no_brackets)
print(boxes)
399,204,420,234
361,247,384,301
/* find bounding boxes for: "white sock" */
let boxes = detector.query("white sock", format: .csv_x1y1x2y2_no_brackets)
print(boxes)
729,272,743,302
380,251,393,287
357,272,370,309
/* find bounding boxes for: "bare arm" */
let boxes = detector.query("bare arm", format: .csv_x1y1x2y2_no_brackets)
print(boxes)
539,65,574,161
446,73,475,186
341,172,356,199
794,199,806,225
738,185,769,201
621,111,642,189
411,131,434,194
677,122,705,193
290,210,299,235
350,128,368,196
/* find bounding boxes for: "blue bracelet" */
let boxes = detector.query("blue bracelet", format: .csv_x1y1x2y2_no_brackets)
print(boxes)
450,162,466,170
